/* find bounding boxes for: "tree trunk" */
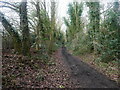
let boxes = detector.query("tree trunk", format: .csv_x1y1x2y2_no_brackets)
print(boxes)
48,1,56,54
36,1,41,50
20,0,30,56
0,12,22,53
87,2,100,53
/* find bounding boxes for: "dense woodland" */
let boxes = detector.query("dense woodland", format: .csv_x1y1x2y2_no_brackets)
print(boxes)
0,0,120,88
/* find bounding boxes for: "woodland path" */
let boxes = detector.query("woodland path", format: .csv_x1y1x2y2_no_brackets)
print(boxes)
61,47,119,88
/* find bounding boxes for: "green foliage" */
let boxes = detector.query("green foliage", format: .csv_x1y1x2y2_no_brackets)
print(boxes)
96,2,119,63
64,2,84,52
86,2,100,52
29,1,65,55
65,2,92,55
65,1,119,63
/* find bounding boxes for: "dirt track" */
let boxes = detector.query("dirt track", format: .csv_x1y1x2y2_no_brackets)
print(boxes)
61,47,119,88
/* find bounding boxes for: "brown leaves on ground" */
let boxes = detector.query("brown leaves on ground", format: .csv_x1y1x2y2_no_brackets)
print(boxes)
2,49,73,88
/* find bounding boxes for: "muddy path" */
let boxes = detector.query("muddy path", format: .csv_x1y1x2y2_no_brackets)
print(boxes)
61,47,119,88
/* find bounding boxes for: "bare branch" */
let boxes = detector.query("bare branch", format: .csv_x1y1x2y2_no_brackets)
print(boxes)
0,5,19,12
0,1,19,8
100,4,114,14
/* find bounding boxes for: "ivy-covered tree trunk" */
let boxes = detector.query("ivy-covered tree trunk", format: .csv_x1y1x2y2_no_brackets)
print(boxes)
20,0,30,56
35,1,41,50
86,2,100,53
0,12,22,53
35,1,45,51
113,1,119,55
48,1,56,54
113,1,120,85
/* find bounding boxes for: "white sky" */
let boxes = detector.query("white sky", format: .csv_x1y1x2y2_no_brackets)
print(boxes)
0,0,119,18
0,0,120,32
